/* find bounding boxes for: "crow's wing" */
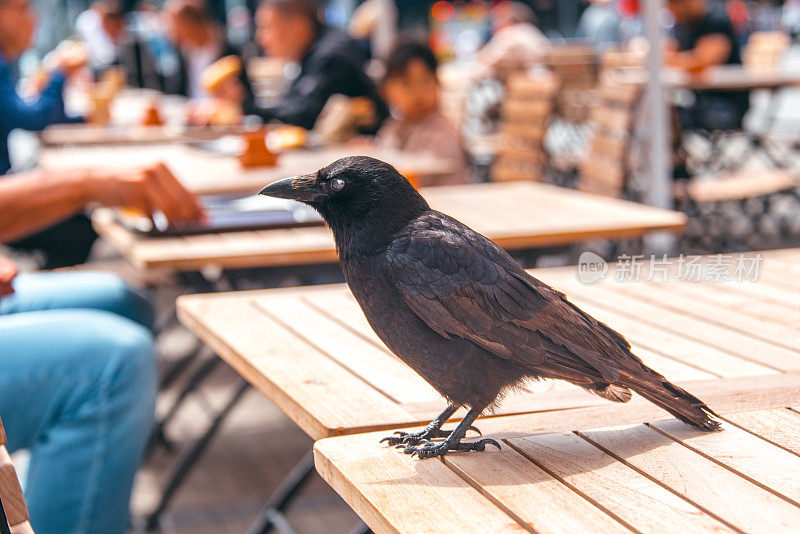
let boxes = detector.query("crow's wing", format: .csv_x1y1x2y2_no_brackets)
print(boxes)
384,211,632,383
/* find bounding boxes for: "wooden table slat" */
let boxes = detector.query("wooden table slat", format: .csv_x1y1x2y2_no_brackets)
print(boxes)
577,423,800,533
651,419,800,505
441,447,634,534
313,438,529,534
721,408,800,455
510,430,735,533
250,296,440,404
543,275,800,372
176,294,415,438
556,274,800,353
555,295,777,377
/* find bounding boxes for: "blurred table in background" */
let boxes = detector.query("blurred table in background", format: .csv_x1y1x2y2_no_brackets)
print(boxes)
38,123,250,147
93,181,687,274
40,143,454,196
41,88,209,147
64,87,189,124
664,65,800,92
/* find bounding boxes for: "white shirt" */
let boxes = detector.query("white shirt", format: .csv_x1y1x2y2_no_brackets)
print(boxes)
185,44,219,99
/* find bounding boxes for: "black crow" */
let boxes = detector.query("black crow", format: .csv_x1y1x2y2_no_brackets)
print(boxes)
260,156,720,459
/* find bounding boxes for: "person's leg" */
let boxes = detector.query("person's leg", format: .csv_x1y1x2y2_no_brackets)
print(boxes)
0,271,154,331
0,309,157,534
8,214,99,269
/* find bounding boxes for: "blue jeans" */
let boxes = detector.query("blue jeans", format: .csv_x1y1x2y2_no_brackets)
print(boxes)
0,272,157,534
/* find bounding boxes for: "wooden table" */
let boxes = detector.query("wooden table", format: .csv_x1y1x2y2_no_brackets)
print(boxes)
40,144,454,197
665,65,800,92
41,88,198,146
177,248,800,440
178,248,800,532
94,181,687,274
315,403,800,534
307,248,800,534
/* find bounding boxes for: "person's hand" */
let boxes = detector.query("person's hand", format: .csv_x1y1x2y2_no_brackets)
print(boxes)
0,255,18,298
186,100,213,127
54,43,89,78
90,163,206,225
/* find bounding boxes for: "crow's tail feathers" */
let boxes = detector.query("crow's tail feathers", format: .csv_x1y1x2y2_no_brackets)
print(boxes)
621,367,721,431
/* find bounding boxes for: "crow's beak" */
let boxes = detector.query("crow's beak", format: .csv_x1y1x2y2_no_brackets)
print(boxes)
258,174,320,202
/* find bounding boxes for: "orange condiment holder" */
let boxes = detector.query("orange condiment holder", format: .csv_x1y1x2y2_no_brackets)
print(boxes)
141,100,164,126
239,129,278,168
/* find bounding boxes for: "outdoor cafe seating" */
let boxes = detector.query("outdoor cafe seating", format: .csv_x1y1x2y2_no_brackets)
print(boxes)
2,1,800,533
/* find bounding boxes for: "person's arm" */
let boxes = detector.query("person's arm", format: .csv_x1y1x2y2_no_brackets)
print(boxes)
0,70,68,132
665,34,732,73
0,164,204,243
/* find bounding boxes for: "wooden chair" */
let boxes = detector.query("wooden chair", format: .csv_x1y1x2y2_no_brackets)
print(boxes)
674,169,799,252
576,73,643,197
544,44,597,123
0,416,33,534
491,72,558,182
599,47,647,71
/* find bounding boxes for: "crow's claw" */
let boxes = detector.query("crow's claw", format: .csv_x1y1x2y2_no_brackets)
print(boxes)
380,428,451,447
401,438,502,459
467,426,482,436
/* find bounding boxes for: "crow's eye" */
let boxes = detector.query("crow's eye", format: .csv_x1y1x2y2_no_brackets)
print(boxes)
329,178,345,192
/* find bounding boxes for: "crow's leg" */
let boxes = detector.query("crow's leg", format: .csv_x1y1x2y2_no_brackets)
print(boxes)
402,405,500,459
380,404,466,447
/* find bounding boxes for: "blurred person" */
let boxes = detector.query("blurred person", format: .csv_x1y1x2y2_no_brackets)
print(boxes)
476,1,549,79
190,55,246,126
0,163,203,534
75,0,127,75
375,41,469,186
577,0,622,52
163,0,253,103
782,0,800,37
0,0,106,268
748,0,784,33
667,0,750,130
619,0,646,42
252,0,388,131
130,0,182,88
349,0,398,61
0,0,83,175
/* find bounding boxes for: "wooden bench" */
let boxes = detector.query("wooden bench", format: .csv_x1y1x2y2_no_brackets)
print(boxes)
0,417,33,534
491,73,558,182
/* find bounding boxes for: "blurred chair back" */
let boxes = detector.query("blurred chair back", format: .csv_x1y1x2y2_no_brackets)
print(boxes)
599,48,647,71
545,44,597,122
438,63,481,130
0,416,33,534
743,32,790,69
577,73,643,197
491,72,558,182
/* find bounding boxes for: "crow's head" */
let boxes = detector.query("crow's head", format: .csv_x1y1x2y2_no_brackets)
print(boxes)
259,156,430,254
